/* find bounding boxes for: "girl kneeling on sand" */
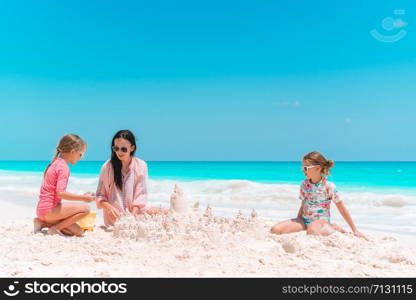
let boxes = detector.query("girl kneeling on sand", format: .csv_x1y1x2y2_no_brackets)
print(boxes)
95,130,168,227
34,134,95,236
271,151,367,239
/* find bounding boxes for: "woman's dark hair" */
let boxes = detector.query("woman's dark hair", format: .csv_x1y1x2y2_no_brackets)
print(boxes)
111,130,137,191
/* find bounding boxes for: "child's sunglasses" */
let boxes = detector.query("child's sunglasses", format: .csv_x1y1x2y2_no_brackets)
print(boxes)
112,146,129,153
302,165,318,172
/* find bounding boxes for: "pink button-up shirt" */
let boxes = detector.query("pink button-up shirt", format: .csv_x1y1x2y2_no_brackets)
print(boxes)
95,157,149,226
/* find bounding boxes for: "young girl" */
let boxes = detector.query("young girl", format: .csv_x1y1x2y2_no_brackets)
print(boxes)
34,134,95,236
271,151,367,239
95,130,168,227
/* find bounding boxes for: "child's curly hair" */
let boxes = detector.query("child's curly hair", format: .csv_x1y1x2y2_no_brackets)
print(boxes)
303,151,334,175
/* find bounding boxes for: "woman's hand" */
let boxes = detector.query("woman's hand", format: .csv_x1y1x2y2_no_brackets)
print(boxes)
103,202,121,221
132,207,140,216
132,205,145,218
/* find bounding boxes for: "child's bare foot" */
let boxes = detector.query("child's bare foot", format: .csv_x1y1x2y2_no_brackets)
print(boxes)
33,218,45,234
331,223,347,234
47,227,64,236
320,223,335,236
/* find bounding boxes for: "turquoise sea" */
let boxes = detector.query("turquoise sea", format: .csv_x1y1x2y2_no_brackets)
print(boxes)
0,161,415,193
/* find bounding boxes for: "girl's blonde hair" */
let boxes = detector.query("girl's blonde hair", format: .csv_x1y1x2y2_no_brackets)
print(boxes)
44,134,87,176
303,151,334,175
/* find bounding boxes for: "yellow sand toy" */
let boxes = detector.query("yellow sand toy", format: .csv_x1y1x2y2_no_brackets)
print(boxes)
77,212,97,232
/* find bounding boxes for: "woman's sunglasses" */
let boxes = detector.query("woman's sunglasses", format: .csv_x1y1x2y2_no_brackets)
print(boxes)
112,146,129,153
302,165,318,172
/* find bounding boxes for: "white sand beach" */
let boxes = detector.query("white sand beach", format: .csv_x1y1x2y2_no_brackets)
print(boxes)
1,198,415,278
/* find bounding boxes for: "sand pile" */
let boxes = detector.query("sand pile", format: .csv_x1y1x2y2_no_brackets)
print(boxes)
1,211,416,277
1,186,415,277
113,204,264,244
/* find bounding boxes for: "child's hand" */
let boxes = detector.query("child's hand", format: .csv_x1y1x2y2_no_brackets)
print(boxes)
353,230,368,241
83,192,96,202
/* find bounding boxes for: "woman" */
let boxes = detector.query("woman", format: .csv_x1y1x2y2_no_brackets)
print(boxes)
96,130,167,227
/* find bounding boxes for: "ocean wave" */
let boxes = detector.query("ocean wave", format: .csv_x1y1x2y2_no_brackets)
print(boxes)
148,179,416,208
0,173,415,209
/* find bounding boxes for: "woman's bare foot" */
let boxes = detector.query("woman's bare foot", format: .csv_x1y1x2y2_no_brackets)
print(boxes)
47,227,64,236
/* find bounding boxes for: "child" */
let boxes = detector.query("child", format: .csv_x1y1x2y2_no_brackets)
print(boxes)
271,151,367,239
34,134,95,236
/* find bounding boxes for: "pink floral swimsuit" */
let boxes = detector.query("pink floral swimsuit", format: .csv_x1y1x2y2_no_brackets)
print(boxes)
299,177,342,225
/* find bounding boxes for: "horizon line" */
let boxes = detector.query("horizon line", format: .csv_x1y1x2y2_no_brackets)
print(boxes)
0,160,415,163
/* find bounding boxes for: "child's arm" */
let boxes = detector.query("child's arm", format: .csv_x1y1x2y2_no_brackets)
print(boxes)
335,201,367,240
296,201,304,219
57,191,94,202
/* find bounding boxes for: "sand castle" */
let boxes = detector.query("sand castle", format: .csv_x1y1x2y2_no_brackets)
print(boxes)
112,184,264,243
170,184,190,215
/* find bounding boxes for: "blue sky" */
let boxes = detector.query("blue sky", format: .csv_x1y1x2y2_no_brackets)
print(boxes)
0,0,415,161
